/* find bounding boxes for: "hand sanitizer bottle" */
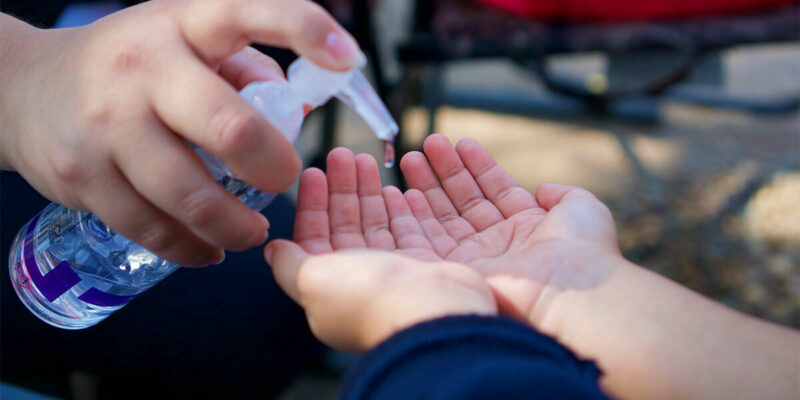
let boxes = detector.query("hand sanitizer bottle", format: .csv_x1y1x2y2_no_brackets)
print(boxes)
8,57,398,329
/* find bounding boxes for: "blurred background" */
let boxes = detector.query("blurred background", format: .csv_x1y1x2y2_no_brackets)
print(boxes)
310,0,800,323
1,0,798,399
282,0,799,397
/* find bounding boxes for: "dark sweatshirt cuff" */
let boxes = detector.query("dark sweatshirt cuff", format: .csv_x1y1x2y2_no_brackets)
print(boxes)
341,315,609,400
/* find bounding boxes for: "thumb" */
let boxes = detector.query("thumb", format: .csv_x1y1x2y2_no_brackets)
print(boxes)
535,183,599,210
218,47,287,91
264,239,309,303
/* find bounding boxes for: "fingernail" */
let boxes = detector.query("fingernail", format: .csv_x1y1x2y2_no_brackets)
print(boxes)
326,32,366,68
256,214,270,245
211,249,226,265
264,245,273,265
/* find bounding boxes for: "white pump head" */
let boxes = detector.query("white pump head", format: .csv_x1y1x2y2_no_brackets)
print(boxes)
286,58,399,142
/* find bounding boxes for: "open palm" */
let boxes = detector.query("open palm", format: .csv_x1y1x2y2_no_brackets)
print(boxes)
293,134,620,323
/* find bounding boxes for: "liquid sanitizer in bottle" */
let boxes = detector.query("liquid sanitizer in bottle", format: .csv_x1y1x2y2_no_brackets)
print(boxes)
8,57,398,329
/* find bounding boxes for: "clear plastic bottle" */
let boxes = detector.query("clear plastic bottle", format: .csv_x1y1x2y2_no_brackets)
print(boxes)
8,57,398,329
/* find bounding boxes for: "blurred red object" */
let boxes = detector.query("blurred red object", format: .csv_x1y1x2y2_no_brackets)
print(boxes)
474,0,798,21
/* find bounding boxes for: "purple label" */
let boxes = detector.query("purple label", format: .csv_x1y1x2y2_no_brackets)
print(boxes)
22,213,137,307
79,288,139,307
24,214,82,302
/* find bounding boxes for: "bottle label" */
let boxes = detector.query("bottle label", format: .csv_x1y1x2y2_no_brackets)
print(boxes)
22,213,139,307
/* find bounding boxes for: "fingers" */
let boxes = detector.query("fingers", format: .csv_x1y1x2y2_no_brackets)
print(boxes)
295,152,395,253
355,154,395,250
400,150,476,242
455,138,539,217
421,134,505,231
179,0,364,70
149,58,301,194
111,119,269,252
326,148,367,250
217,46,286,90
404,189,458,258
82,165,222,267
264,239,308,304
294,168,333,254
382,186,435,251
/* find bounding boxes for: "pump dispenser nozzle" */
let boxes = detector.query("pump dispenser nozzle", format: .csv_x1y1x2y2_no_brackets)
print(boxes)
240,57,398,166
286,58,399,142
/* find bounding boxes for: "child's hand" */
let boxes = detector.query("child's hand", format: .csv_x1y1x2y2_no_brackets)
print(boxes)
398,134,622,326
265,241,496,352
0,0,364,266
282,134,621,331
279,135,800,400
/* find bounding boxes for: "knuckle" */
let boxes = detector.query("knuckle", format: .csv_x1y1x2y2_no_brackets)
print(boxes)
271,153,302,190
176,188,222,228
301,2,333,26
107,41,151,73
184,249,215,268
440,164,462,180
135,222,174,254
225,225,262,251
246,50,284,79
461,195,484,213
476,161,500,179
209,107,264,156
494,184,518,203
254,53,281,72
291,3,335,43
50,150,87,183
79,96,113,128
201,0,247,31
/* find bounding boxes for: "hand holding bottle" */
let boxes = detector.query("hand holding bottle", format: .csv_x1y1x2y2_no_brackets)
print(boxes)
0,0,365,266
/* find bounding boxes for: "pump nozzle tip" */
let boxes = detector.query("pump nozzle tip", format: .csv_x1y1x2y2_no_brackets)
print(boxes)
336,71,399,143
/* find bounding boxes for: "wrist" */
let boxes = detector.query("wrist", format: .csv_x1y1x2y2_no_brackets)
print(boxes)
535,251,800,399
519,244,626,333
532,249,633,343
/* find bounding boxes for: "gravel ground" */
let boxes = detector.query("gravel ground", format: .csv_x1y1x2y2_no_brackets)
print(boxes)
613,164,799,327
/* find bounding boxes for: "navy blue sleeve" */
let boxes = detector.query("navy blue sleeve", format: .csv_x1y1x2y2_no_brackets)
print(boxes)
341,315,611,400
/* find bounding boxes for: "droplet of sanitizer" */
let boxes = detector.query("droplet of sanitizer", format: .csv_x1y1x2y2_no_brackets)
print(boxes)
383,140,396,168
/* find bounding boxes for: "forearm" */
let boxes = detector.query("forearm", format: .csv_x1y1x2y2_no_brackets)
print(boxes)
0,13,40,170
541,255,800,399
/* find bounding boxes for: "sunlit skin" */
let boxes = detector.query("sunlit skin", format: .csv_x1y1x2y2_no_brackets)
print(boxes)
267,134,800,400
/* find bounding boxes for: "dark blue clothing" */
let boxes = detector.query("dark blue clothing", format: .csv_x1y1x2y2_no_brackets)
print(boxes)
343,315,610,400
